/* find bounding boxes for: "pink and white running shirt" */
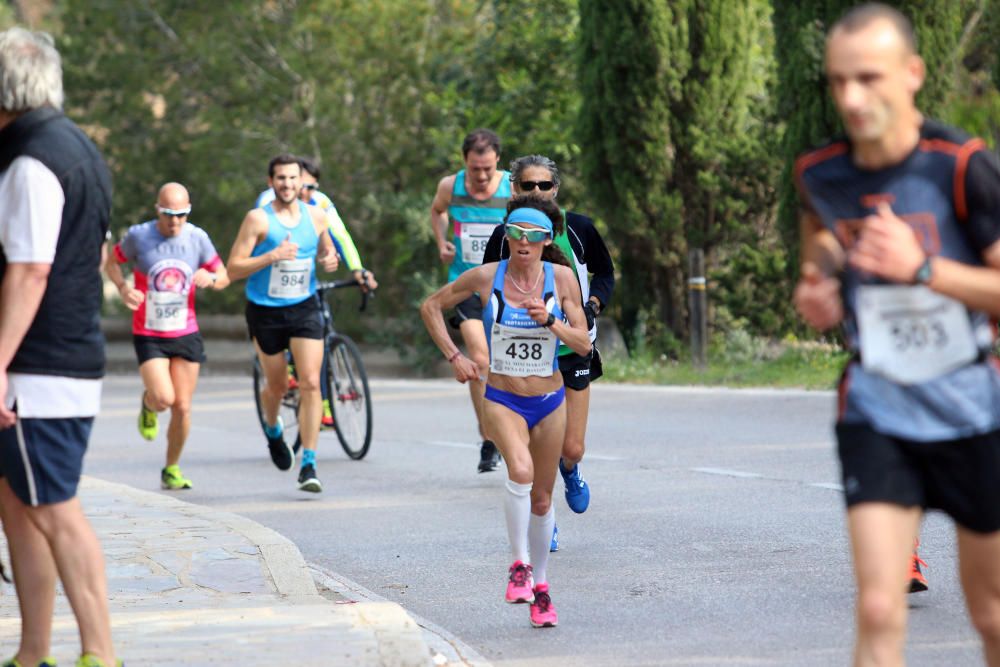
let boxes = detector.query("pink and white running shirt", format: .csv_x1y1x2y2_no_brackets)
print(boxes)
113,220,221,337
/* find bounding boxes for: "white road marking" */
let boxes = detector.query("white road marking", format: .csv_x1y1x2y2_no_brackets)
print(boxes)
420,440,622,460
691,467,763,479
809,482,844,491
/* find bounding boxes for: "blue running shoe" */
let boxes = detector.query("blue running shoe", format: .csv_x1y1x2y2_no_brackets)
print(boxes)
560,458,590,514
550,523,559,552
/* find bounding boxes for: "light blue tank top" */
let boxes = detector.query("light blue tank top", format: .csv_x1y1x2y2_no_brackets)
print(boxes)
246,201,319,307
483,260,563,375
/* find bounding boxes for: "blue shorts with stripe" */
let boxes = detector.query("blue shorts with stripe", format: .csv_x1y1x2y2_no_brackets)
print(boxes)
0,416,93,506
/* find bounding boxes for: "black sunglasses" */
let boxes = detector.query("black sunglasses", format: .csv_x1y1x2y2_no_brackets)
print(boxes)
519,180,555,192
302,183,318,191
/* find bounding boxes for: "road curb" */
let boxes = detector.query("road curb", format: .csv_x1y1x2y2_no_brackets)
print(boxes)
82,476,319,597
312,564,493,667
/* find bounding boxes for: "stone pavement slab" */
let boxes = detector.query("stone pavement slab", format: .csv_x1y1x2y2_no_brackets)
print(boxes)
0,477,433,667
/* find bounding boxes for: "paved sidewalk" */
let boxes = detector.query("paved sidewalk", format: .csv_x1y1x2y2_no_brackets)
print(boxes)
0,477,434,666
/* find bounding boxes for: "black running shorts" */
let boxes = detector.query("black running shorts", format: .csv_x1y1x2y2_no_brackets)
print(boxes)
837,421,1000,534
559,346,604,391
448,293,484,329
245,298,324,356
133,332,206,365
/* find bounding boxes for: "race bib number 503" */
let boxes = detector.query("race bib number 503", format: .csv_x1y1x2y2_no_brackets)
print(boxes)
856,285,977,385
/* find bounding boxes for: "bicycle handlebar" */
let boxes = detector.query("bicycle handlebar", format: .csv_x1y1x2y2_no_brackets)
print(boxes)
315,277,374,312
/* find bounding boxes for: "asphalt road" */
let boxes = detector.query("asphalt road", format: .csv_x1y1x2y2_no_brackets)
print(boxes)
88,376,982,666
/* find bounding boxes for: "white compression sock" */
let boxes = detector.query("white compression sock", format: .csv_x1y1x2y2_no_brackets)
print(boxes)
504,479,532,564
528,505,556,585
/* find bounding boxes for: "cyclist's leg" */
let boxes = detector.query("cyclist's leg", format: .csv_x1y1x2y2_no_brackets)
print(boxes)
165,357,200,468
319,342,333,426
254,339,288,428
319,343,330,399
288,336,325,453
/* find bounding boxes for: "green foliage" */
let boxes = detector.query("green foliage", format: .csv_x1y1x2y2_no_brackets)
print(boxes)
57,0,582,343
578,0,687,342
579,0,779,345
601,337,848,389
710,244,796,339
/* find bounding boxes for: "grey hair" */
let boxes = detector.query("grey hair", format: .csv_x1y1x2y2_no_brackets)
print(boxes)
0,27,63,113
509,155,561,187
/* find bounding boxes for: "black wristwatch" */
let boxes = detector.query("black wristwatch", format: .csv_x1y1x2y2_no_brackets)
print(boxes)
543,313,556,328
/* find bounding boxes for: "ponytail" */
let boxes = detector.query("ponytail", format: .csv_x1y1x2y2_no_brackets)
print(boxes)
542,244,572,268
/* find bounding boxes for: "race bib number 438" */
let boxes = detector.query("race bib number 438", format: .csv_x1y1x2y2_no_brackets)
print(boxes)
489,322,558,377
856,285,977,385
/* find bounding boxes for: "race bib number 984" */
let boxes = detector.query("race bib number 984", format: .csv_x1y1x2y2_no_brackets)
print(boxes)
268,258,312,299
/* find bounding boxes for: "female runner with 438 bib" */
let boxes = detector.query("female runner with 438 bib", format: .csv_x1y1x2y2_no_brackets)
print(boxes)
421,195,591,628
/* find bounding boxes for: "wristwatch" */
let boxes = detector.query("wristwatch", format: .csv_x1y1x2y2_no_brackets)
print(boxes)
543,313,556,328
913,256,933,285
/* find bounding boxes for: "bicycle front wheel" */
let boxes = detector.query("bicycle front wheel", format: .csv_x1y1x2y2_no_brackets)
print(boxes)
253,356,302,453
326,335,372,459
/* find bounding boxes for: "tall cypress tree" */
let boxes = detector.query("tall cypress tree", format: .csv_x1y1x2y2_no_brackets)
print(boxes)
672,0,774,254
579,0,774,343
773,1,963,270
578,0,690,340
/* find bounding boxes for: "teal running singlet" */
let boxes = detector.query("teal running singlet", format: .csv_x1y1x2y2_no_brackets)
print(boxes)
447,169,511,281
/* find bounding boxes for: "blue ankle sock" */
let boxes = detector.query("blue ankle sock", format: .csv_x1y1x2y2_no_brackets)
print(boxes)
264,422,282,438
302,449,316,467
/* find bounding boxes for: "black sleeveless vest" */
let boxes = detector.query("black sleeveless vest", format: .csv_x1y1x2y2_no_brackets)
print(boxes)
0,108,112,378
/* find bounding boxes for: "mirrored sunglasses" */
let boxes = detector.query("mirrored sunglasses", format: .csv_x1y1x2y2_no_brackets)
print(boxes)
157,206,191,217
519,180,555,192
302,183,318,191
505,223,551,243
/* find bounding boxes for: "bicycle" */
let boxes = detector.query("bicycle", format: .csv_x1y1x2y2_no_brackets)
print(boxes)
252,278,374,460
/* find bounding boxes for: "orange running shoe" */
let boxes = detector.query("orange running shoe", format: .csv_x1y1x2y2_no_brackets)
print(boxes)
909,547,928,593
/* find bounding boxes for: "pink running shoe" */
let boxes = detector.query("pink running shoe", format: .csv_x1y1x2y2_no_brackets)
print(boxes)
506,560,535,603
529,582,558,628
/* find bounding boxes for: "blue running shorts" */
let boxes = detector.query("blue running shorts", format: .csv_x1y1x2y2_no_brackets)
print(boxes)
484,385,566,430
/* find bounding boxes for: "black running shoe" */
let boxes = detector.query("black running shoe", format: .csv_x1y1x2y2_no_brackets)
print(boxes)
478,440,500,473
267,429,293,471
297,463,322,493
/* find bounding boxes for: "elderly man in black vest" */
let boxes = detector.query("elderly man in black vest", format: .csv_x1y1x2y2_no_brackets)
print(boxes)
0,27,121,667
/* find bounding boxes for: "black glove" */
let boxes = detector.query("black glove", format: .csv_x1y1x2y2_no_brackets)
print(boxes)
583,301,598,330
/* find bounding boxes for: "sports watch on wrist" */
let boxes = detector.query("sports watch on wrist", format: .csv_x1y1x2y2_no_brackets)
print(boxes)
913,256,933,285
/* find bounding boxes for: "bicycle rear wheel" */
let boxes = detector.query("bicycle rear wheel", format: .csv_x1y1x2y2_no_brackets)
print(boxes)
326,335,372,459
253,356,302,453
